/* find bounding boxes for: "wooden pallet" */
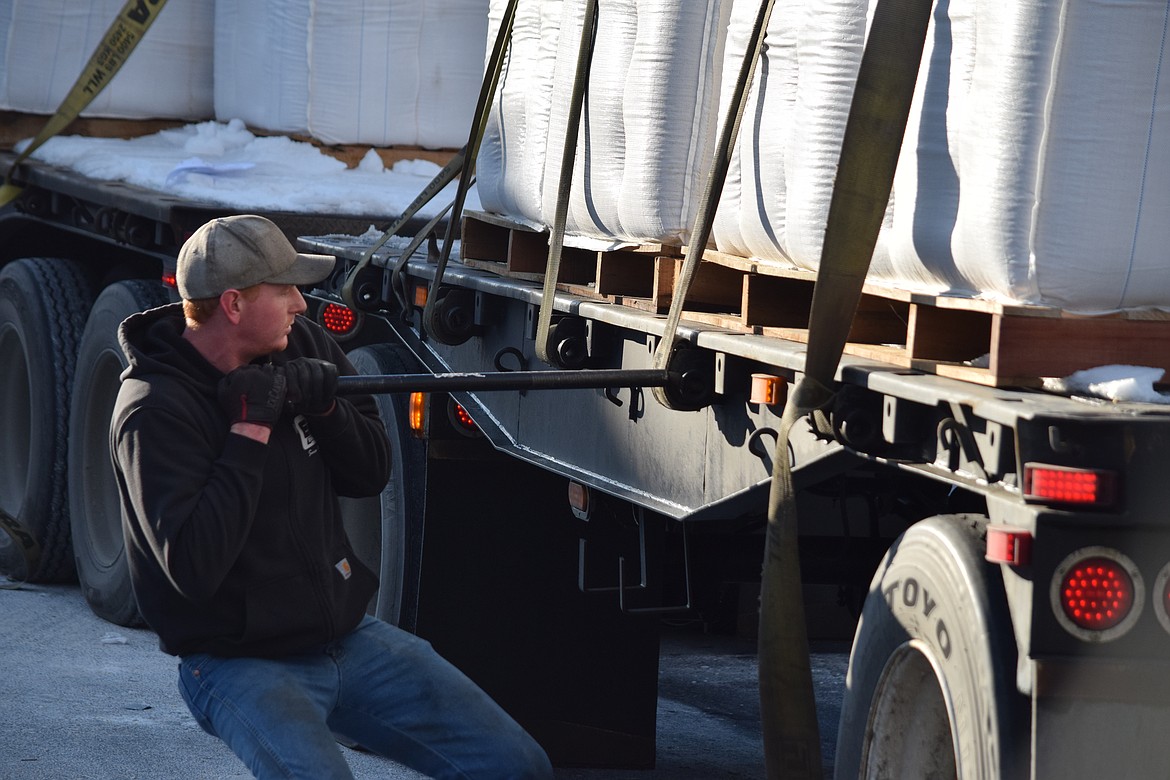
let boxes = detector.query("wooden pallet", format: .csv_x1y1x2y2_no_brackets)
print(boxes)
459,211,1170,388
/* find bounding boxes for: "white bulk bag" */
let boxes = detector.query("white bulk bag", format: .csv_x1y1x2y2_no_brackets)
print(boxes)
715,0,1170,313
308,0,489,148
214,0,312,137
480,0,731,244
215,0,489,148
0,0,213,120
476,0,565,223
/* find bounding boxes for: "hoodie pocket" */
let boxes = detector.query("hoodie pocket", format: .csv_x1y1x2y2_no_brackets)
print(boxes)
241,574,327,647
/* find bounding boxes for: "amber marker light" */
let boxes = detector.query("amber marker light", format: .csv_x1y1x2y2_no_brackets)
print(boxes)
408,392,427,438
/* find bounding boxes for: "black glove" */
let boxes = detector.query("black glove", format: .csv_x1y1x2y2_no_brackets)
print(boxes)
283,357,339,415
217,364,287,426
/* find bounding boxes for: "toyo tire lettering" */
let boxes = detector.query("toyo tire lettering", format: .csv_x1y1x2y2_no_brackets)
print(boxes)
834,514,1027,779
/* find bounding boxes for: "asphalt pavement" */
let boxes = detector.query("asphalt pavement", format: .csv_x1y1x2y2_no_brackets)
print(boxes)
0,583,848,779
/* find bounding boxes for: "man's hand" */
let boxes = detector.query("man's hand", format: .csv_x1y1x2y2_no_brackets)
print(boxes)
283,358,338,416
217,365,287,427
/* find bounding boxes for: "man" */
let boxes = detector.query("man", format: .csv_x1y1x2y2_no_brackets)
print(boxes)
111,214,553,780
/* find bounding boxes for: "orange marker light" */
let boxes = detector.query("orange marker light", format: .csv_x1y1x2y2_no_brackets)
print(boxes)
750,373,786,406
408,392,426,438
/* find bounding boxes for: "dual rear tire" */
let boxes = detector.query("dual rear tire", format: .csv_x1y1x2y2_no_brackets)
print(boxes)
0,258,93,582
68,280,169,624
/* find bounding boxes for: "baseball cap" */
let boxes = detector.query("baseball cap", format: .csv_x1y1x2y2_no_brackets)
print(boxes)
176,215,336,300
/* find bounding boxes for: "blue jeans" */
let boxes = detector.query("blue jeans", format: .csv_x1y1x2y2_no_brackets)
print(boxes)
178,616,553,779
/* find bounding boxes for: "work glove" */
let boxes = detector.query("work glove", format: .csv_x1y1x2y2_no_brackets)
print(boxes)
217,364,288,426
283,357,339,416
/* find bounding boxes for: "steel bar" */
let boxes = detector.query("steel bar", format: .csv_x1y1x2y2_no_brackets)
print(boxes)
337,368,672,395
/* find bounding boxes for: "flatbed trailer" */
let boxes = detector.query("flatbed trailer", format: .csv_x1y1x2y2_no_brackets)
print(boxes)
5,135,1170,775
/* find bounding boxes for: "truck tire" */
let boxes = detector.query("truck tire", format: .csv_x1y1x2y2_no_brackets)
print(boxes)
0,258,94,582
834,514,1026,780
344,343,426,631
68,280,169,625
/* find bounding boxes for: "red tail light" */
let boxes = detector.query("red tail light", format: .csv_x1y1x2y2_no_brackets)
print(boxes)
1051,548,1143,641
1024,463,1117,506
1154,563,1170,636
319,303,358,337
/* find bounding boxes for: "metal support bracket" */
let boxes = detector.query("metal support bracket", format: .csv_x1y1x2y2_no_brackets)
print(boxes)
578,508,692,616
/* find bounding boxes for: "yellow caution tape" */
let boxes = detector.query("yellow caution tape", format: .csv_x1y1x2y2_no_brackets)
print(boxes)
0,0,170,207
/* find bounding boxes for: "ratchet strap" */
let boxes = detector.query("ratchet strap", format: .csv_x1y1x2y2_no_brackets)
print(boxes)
420,0,520,340
393,196,458,316
0,508,41,588
533,0,600,366
650,0,776,404
757,1,933,778
341,147,466,310
0,0,170,208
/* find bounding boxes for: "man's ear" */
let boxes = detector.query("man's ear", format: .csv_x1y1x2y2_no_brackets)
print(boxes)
219,289,244,325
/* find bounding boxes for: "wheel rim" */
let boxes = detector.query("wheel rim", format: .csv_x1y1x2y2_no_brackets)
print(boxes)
0,322,31,516
862,639,958,779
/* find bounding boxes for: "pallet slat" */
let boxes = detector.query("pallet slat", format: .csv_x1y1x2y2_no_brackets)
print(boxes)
457,211,1170,387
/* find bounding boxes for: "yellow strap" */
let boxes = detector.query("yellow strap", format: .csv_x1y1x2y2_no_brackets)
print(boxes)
0,0,170,207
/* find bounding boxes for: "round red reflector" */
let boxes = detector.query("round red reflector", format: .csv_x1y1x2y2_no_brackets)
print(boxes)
444,398,480,438
1058,556,1134,631
1155,563,1170,636
321,303,357,335
452,403,475,430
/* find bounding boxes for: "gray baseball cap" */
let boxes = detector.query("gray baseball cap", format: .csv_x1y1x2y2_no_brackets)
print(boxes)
176,215,336,300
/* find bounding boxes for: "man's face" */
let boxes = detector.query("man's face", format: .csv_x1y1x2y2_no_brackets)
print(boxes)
236,283,307,358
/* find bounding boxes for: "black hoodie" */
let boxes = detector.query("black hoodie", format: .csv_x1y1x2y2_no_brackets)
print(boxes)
111,303,391,657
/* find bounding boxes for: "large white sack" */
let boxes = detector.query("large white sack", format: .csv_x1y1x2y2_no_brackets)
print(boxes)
0,0,213,120
480,0,731,243
713,0,865,265
308,0,489,148
869,0,976,292
952,0,1170,311
710,0,799,261
215,0,489,148
715,0,1170,313
214,0,312,137
614,0,731,243
540,0,637,239
476,0,565,223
